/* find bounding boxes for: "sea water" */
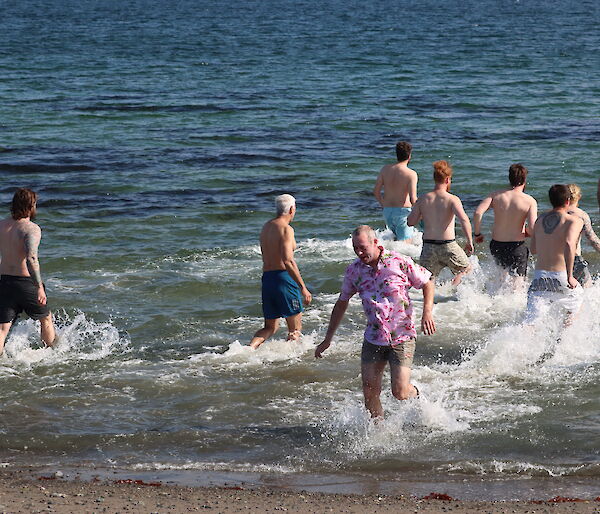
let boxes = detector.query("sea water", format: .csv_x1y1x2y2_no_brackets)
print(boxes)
0,0,599,500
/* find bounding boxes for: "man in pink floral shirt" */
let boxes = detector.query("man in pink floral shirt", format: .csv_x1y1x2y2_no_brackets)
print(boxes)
315,225,435,419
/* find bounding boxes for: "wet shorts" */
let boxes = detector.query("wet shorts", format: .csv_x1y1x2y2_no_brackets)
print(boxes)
261,270,303,320
490,239,529,277
524,270,582,323
383,207,414,241
573,255,591,285
361,339,416,368
0,275,50,323
420,240,469,277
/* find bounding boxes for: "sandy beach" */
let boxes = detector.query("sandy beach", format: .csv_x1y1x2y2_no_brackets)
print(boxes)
0,470,598,513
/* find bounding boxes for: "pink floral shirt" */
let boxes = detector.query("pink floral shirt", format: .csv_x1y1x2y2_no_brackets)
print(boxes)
339,246,431,346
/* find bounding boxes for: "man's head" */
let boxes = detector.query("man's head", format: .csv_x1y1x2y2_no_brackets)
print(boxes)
351,225,380,267
275,194,296,217
395,141,412,163
433,160,453,188
509,163,528,187
548,184,571,208
11,188,38,220
567,183,582,204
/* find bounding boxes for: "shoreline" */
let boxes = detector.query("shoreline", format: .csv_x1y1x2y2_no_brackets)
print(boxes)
1,468,599,513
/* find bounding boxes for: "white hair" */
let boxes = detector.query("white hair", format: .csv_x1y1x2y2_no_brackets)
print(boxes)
275,194,296,216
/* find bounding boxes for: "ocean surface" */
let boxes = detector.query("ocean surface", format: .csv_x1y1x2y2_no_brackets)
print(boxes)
0,0,599,500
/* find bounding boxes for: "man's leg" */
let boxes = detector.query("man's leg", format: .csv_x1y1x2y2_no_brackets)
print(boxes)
390,363,419,400
249,318,279,349
361,360,387,418
451,264,472,286
284,312,302,341
40,313,56,348
0,322,13,355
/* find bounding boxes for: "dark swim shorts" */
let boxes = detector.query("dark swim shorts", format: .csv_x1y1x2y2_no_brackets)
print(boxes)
490,240,529,277
261,270,303,320
0,275,50,323
573,255,591,285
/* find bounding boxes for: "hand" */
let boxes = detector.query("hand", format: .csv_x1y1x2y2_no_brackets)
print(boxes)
302,288,312,306
421,312,436,335
567,276,579,289
474,234,484,244
37,285,47,306
464,242,474,256
314,341,330,358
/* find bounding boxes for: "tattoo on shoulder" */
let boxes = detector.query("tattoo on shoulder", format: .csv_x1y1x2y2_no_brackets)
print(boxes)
542,212,560,234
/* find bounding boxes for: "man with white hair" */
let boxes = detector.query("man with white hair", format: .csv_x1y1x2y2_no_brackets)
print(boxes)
249,194,312,349
315,225,435,419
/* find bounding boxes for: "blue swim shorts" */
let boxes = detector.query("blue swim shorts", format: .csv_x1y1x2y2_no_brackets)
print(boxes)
383,207,414,240
261,270,303,320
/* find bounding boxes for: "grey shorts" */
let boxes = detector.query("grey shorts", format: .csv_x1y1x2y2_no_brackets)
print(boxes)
361,339,416,368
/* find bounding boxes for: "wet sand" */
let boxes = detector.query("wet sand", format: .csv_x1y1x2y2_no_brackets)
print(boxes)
1,470,599,513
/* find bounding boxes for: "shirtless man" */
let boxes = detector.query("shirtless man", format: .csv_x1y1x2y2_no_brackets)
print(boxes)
0,188,56,355
373,141,417,241
525,185,583,325
567,183,600,287
407,160,473,285
249,194,312,349
472,164,537,285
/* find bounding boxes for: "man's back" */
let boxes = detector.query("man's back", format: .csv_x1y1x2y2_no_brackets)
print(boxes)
374,163,417,208
418,191,458,240
260,218,294,271
0,218,37,276
533,210,581,272
490,189,537,241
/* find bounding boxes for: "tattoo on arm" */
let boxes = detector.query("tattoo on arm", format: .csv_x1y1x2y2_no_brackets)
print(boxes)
583,214,600,253
24,231,43,286
542,212,560,234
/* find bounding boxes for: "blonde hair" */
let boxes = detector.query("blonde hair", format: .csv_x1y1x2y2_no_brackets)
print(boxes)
567,183,581,203
433,160,453,184
351,225,376,242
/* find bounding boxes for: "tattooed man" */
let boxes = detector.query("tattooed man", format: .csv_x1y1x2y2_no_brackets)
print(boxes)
0,188,56,354
525,185,584,325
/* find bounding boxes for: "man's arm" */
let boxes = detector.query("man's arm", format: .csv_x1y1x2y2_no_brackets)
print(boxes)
581,211,600,253
453,197,474,255
408,172,418,206
406,199,422,227
23,225,46,305
524,198,538,237
530,220,537,255
373,171,384,207
314,299,349,358
420,280,436,335
282,226,312,305
472,196,492,243
565,218,584,288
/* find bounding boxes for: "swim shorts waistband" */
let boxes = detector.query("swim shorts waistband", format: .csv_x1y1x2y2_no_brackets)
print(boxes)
262,269,288,277
422,239,455,245
490,240,525,247
0,275,33,281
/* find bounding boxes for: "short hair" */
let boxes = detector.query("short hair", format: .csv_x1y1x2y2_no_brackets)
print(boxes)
275,194,296,216
509,163,528,187
11,188,38,220
548,184,570,208
395,141,412,162
433,160,453,184
351,225,376,242
567,183,581,202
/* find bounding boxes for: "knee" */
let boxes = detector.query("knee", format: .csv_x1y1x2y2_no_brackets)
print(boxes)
362,380,381,396
392,384,413,401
